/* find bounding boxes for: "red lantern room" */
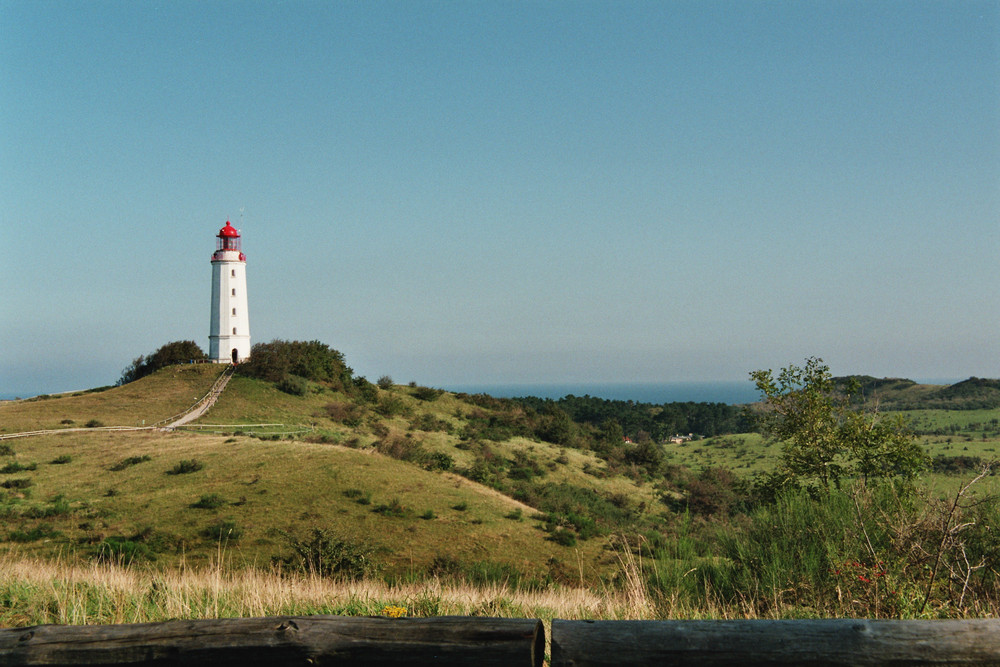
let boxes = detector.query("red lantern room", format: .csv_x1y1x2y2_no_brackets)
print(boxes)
213,221,246,261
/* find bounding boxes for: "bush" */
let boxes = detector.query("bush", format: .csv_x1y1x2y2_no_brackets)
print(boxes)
167,459,204,475
191,493,226,509
50,455,72,465
277,375,308,396
9,524,60,542
325,402,365,426
202,519,242,541
1,478,32,489
411,414,452,433
420,509,436,520
23,494,71,518
118,340,207,385
353,376,379,403
238,340,353,389
85,419,104,428
0,462,36,474
277,528,382,579
424,452,454,472
376,375,394,390
375,395,409,417
0,445,13,456
95,537,154,564
549,528,577,547
110,455,151,471
372,497,411,518
413,386,443,402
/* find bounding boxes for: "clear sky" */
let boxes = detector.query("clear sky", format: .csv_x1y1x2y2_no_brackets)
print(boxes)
2,0,998,395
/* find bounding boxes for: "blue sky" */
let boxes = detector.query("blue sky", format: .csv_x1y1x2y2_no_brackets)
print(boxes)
2,0,998,395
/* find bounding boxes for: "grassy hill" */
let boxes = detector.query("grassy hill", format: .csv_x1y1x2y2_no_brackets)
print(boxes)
0,366,649,583
0,364,225,433
3,358,999,622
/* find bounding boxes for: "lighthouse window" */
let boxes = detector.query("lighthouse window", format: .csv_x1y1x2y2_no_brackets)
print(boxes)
233,327,237,335
232,308,236,316
231,269,235,277
231,288,236,296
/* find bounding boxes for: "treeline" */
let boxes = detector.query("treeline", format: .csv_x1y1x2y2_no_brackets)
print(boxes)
117,341,207,385
512,395,749,442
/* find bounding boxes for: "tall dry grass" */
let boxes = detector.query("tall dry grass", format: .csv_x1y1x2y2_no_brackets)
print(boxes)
0,554,637,628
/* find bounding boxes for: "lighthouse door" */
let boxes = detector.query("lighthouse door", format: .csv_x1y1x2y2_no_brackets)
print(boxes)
231,349,239,363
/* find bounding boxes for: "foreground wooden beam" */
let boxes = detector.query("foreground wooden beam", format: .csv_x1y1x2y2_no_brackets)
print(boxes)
0,615,544,666
550,619,1000,666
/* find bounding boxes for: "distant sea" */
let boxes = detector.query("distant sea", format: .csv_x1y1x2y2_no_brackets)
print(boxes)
442,382,760,405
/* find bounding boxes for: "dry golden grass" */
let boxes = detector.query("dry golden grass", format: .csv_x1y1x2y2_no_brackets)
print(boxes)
0,554,637,628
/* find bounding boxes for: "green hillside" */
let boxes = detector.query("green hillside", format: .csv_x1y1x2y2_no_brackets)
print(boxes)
3,350,999,620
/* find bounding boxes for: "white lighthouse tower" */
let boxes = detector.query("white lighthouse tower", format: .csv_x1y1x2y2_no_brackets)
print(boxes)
209,221,251,363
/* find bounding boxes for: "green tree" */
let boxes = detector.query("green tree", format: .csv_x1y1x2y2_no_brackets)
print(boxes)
750,357,926,489
117,341,207,385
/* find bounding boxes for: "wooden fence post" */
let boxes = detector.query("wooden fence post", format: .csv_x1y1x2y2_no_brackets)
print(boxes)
0,615,544,666
550,619,1000,666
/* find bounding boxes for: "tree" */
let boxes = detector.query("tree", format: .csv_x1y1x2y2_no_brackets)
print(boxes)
117,341,207,385
750,357,926,489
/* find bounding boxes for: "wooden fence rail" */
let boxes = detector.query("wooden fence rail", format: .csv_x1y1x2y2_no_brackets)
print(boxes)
3,616,1000,666
0,616,544,667
550,618,1000,666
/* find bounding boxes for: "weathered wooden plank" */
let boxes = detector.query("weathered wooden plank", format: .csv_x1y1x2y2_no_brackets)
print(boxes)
550,619,1000,666
0,615,544,666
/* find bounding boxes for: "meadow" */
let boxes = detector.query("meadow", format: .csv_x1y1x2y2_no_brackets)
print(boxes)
1,359,998,626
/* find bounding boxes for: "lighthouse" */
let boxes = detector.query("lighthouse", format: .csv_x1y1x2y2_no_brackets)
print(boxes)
209,221,251,363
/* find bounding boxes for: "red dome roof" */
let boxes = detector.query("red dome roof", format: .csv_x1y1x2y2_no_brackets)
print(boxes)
217,221,240,238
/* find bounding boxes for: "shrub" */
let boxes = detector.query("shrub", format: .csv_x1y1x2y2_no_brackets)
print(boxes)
0,445,13,456
95,537,154,564
9,524,60,542
424,452,454,472
342,488,372,505
325,402,364,426
411,414,452,433
202,519,242,541
277,528,382,579
109,455,151,471
50,455,73,464
1,478,32,489
420,509,436,520
60,419,75,425
376,375,394,390
117,340,207,385
277,375,309,396
167,459,204,475
191,493,226,509
0,462,36,474
505,508,523,521
376,395,409,417
375,436,426,463
237,340,353,389
372,498,411,518
24,494,71,518
353,377,379,403
452,502,468,512
412,386,443,402
85,419,104,428
549,528,577,546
